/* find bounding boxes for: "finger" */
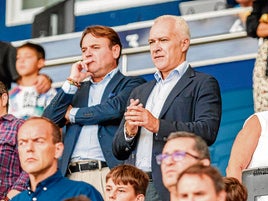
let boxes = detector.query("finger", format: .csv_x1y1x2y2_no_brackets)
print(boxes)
125,115,140,121
137,103,143,107
127,105,144,112
129,99,140,106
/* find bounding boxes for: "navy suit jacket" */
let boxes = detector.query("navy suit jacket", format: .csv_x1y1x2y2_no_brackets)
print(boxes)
43,71,146,175
112,66,222,200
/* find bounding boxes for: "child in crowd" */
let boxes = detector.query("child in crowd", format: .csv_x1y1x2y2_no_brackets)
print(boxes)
105,164,149,201
8,42,57,119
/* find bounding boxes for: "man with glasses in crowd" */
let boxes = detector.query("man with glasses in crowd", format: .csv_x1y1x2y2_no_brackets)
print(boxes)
156,131,211,201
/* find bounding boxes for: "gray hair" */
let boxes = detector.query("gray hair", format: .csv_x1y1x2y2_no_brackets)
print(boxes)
153,15,191,39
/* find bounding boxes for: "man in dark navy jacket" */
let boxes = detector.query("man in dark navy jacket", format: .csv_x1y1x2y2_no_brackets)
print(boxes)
113,15,222,201
43,25,145,196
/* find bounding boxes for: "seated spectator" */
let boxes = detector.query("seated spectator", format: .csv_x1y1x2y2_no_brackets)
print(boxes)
176,164,226,201
156,131,210,201
9,42,57,119
64,195,91,201
105,164,149,201
0,41,52,92
11,117,103,201
223,177,248,201
0,81,28,200
226,111,268,182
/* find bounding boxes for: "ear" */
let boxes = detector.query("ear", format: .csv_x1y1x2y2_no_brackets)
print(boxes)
200,158,210,166
54,142,64,159
1,93,8,109
112,44,121,60
37,58,45,70
181,38,190,53
136,194,145,201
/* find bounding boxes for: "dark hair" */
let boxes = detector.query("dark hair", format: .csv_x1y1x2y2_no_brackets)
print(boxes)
64,195,91,201
106,164,149,196
223,177,248,201
167,131,210,161
17,42,45,59
0,80,8,95
80,25,122,65
0,81,9,110
177,164,225,194
23,116,62,143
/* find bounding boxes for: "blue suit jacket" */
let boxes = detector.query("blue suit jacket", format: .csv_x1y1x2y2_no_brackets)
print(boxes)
43,71,146,175
112,67,222,200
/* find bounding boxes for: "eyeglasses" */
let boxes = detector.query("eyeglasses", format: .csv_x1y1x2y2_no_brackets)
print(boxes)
156,151,200,165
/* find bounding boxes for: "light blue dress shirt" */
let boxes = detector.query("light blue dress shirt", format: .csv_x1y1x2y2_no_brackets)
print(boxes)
62,68,119,162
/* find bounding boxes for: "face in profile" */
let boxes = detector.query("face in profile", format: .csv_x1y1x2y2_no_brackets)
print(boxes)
105,178,145,201
177,174,226,201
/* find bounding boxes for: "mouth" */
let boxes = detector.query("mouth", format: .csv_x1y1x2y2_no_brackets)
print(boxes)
154,55,163,59
165,169,177,175
25,157,36,162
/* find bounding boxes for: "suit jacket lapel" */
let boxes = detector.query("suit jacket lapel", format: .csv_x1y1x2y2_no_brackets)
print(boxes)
139,79,157,105
72,81,91,107
102,70,124,101
159,67,195,118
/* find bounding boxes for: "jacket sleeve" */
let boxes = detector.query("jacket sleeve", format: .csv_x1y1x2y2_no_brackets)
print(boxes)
112,94,141,160
74,76,146,125
43,89,74,127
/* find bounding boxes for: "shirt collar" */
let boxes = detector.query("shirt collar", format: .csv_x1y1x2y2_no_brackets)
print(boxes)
0,114,17,121
27,169,63,193
154,61,189,82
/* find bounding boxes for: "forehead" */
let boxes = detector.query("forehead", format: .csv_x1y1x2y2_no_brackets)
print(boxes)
179,174,215,190
18,120,51,139
163,137,195,153
81,33,110,46
17,47,36,54
149,19,175,38
106,178,134,189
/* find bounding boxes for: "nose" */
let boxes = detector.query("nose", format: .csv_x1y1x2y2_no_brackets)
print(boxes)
108,190,117,199
163,155,176,165
83,48,92,58
25,142,34,152
150,41,161,53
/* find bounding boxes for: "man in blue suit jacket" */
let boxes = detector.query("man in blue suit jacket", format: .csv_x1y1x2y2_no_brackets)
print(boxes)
112,15,222,201
43,25,145,196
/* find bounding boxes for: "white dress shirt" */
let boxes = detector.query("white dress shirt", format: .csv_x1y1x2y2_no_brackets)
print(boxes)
135,62,189,172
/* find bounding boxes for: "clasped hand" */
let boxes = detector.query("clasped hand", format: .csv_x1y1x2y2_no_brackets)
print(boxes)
124,99,159,135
